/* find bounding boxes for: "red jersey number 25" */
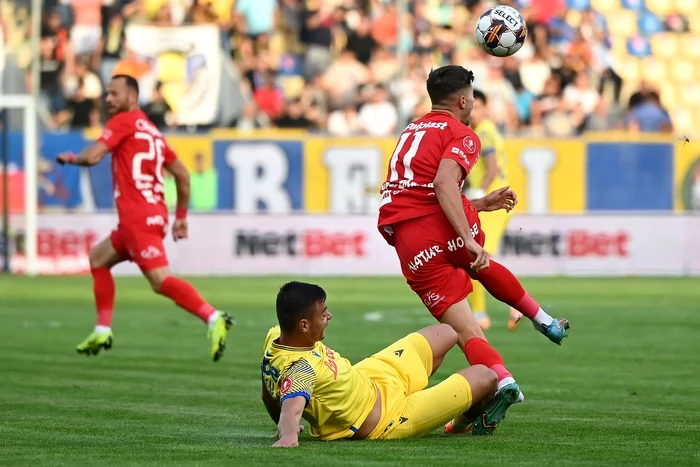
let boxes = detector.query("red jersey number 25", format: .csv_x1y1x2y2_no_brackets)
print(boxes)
388,130,427,182
133,131,166,204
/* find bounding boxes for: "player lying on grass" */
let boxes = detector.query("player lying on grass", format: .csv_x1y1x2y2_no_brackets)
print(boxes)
261,281,504,448
377,64,570,434
55,74,234,362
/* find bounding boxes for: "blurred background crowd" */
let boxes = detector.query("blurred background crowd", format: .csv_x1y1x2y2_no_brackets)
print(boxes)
1,0,696,137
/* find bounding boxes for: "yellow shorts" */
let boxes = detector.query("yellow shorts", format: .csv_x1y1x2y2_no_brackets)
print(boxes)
354,333,473,440
480,208,512,255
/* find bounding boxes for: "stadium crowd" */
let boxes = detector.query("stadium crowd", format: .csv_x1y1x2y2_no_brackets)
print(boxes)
0,0,676,136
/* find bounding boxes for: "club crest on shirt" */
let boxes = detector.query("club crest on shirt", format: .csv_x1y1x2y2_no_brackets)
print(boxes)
463,136,476,154
280,377,293,395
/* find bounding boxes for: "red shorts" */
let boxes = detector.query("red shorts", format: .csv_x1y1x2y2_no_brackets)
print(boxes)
391,205,485,319
110,224,169,272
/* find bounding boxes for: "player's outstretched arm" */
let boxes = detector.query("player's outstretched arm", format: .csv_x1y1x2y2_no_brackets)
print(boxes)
56,141,110,167
471,186,518,213
165,158,191,241
165,158,190,215
262,382,281,424
273,396,305,448
434,158,489,271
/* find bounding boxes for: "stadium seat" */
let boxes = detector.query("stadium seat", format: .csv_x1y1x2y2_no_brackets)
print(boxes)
645,0,674,16
591,0,621,13
640,57,667,83
606,10,638,36
637,11,665,36
650,33,679,59
614,56,641,81
278,75,305,99
620,0,645,11
670,58,694,83
681,83,700,106
673,0,698,15
566,0,592,10
627,36,652,57
681,34,700,59
689,16,700,34
671,107,693,133
657,82,677,108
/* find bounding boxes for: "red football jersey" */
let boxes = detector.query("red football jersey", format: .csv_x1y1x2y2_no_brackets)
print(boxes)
98,110,178,227
377,111,481,244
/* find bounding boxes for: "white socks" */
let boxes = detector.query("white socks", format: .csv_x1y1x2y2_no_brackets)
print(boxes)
95,325,111,333
207,310,221,327
532,308,554,328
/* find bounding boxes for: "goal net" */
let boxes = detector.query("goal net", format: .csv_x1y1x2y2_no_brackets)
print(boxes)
0,94,39,276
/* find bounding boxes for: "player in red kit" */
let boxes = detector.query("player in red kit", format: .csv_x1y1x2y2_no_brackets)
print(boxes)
56,75,234,362
377,65,570,435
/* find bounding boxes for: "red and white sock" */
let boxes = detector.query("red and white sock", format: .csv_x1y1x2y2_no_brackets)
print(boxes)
472,260,554,327
92,267,115,332
159,276,218,325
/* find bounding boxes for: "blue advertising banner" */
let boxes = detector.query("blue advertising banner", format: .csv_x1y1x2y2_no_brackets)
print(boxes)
3,130,696,214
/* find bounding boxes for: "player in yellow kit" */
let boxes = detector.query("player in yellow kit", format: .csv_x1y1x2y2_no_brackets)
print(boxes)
261,281,511,447
464,89,522,331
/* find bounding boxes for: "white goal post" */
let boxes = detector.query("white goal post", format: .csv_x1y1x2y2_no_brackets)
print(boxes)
1,94,39,276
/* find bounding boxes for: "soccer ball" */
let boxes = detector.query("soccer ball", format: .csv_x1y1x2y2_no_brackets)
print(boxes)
475,5,528,57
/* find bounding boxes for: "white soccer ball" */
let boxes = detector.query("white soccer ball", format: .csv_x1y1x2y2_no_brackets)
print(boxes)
474,5,528,57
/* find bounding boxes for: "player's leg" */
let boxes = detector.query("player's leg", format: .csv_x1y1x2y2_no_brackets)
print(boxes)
415,323,458,377
76,234,126,355
460,207,570,344
469,260,570,344
381,365,497,440
438,295,523,414
140,262,234,362
470,209,518,330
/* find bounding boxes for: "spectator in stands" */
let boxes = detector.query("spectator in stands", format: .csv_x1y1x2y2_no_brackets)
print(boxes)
274,98,314,129
563,71,599,132
96,10,125,86
322,48,369,108
254,69,285,120
327,102,362,136
58,77,100,129
300,0,334,80
69,0,102,55
357,84,398,137
37,7,72,122
626,90,673,133
143,81,175,129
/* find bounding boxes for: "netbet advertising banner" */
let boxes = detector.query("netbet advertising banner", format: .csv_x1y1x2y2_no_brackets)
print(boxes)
3,214,700,277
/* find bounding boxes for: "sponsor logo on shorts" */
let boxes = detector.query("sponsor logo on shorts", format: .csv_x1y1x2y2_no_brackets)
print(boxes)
446,224,479,251
399,417,409,425
463,136,477,154
147,215,165,226
408,245,443,273
422,291,445,309
280,377,293,395
140,245,163,259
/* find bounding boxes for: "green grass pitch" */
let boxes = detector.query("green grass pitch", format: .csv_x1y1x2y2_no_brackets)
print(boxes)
1,276,700,466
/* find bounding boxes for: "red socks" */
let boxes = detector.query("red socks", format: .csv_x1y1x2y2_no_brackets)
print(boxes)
159,276,216,323
471,260,540,319
463,337,512,381
92,267,115,327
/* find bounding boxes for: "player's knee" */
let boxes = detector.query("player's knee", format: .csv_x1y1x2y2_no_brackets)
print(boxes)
457,365,497,400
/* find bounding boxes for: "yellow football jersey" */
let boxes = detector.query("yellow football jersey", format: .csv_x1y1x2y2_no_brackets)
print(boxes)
260,326,377,441
469,119,508,191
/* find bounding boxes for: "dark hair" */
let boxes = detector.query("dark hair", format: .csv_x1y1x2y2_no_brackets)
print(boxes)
473,89,487,105
112,74,140,95
426,65,475,106
276,281,327,332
